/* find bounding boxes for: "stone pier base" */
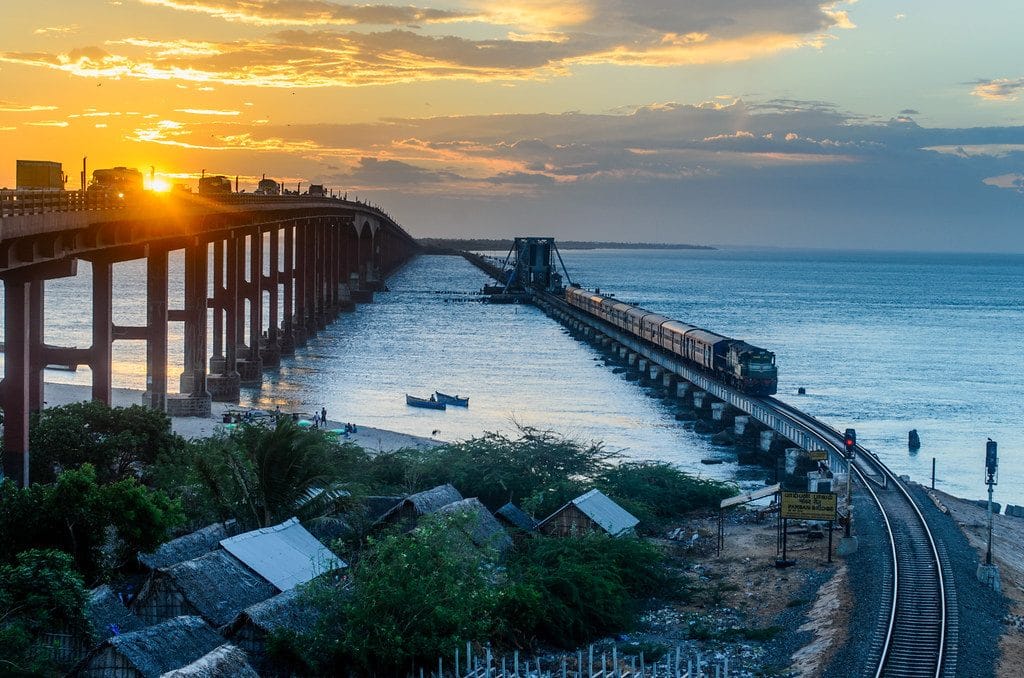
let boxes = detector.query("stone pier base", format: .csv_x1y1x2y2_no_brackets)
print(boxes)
166,393,212,417
237,359,263,386
208,372,241,402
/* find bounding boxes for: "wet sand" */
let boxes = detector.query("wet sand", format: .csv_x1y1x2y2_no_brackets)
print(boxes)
42,382,445,452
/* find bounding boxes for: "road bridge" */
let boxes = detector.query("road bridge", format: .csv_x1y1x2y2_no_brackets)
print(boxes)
0,190,418,486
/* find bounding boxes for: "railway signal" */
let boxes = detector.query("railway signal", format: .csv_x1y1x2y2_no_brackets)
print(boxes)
844,428,857,457
985,439,998,566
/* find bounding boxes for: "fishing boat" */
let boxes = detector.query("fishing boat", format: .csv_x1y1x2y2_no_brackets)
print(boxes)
406,394,446,410
434,391,469,407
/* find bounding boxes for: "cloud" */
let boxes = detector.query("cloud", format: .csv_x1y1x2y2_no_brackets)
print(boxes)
2,1,858,87
971,78,1024,102
174,108,241,115
34,25,79,35
137,0,477,26
0,103,58,112
27,120,70,127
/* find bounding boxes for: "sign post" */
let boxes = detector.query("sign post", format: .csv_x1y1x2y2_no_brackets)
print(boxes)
780,491,838,565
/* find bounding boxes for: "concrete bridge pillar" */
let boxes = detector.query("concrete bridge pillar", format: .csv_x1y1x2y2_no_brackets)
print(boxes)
261,227,281,368
785,448,803,476
628,352,638,367
734,415,750,436
663,372,677,390
760,430,775,452
237,228,263,386
208,233,241,402
692,390,706,409
618,346,629,359
280,224,296,355
90,260,114,406
314,220,328,330
144,247,168,411
28,282,44,414
293,221,309,347
711,402,726,421
676,381,690,398
649,365,662,381
2,280,32,486
304,219,319,336
171,242,212,416
637,358,648,375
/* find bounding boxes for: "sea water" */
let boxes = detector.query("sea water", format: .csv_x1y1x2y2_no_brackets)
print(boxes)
8,248,1023,504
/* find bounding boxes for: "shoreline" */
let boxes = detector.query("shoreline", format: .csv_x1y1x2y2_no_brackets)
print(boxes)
41,382,445,453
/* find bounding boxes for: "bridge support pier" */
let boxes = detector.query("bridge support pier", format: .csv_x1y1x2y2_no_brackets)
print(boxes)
711,402,726,421
261,228,281,368
734,415,750,436
237,229,263,387
144,248,169,411
692,390,706,409
208,233,241,402
676,381,690,398
280,224,296,355
170,241,211,416
2,280,33,486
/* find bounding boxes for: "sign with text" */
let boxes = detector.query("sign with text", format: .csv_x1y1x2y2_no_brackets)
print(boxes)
780,491,837,521
808,450,828,462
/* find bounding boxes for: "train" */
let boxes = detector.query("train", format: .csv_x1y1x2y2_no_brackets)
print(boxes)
564,285,778,396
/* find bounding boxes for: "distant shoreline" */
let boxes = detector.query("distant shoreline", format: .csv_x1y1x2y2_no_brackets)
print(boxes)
418,238,715,252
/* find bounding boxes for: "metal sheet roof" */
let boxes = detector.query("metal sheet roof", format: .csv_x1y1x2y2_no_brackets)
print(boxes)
661,320,696,336
571,489,639,536
686,329,728,345
219,518,346,591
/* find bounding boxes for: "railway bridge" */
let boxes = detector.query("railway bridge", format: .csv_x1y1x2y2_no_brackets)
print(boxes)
0,190,418,487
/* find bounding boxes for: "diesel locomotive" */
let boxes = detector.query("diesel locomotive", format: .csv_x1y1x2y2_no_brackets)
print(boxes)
564,285,778,396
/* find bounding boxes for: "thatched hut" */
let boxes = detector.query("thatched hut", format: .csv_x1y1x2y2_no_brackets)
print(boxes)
138,521,239,570
70,615,222,677
87,585,145,640
537,489,640,538
224,588,319,672
131,550,277,629
377,484,463,527
160,643,259,677
433,498,512,556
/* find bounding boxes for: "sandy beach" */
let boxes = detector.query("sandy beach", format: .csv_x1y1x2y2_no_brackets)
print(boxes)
42,382,445,453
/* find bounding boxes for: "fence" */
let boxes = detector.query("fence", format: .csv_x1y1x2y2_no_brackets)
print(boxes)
418,643,731,678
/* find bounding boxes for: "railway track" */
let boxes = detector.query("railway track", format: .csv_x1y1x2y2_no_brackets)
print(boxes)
767,398,953,677
484,279,957,676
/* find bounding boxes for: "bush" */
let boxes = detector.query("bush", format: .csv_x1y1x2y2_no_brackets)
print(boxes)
0,549,89,675
0,466,182,582
497,534,670,648
30,401,184,484
309,516,499,673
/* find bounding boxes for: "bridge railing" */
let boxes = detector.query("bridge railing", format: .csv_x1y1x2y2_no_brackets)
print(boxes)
0,189,398,224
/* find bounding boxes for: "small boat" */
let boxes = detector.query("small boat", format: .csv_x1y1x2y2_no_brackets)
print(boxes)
406,394,446,410
434,391,469,407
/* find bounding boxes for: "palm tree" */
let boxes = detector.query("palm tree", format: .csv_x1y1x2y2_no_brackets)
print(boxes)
194,417,352,528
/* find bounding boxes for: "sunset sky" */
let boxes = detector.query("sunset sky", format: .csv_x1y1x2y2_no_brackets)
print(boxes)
3,1,1024,250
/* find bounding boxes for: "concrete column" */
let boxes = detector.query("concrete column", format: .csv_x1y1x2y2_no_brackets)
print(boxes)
234,235,247,360
692,390,706,409
173,242,212,415
144,248,168,411
281,224,296,354
649,365,662,381
734,415,750,436
785,448,802,476
663,372,676,390
238,228,263,386
293,221,308,346
711,402,725,421
91,261,113,405
628,352,638,366
209,234,241,402
760,430,775,452
27,281,44,413
209,239,224,373
304,220,318,336
3,280,32,486
618,346,628,359
262,227,281,367
676,382,690,398
314,220,327,329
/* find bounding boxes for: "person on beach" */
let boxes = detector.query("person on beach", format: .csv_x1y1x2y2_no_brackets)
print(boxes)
321,406,327,424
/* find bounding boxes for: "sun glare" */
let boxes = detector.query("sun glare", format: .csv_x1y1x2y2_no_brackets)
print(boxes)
148,177,172,192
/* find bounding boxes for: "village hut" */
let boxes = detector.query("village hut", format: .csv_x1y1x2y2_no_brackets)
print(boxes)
87,585,145,640
364,495,405,522
377,484,463,527
138,521,239,570
495,503,538,532
536,489,640,538
219,517,347,591
432,498,513,556
70,615,222,677
131,550,278,629
224,588,320,672
160,643,259,677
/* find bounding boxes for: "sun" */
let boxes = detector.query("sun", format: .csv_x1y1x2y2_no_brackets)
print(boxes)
148,177,172,193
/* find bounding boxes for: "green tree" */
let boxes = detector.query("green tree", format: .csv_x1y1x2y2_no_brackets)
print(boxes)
0,549,89,676
30,401,183,484
187,417,352,528
0,465,182,582
307,517,499,674
496,534,669,648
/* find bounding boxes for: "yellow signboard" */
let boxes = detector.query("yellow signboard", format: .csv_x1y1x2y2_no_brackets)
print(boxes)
780,491,837,521
808,450,828,462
